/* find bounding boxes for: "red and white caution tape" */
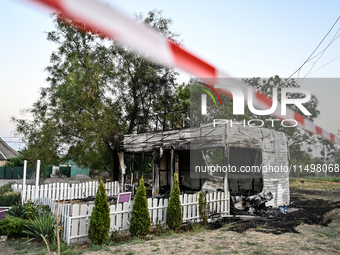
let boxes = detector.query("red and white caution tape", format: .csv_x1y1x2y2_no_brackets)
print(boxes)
25,0,340,144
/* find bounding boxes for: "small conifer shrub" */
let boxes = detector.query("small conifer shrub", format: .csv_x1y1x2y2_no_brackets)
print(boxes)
130,177,151,236
198,191,208,226
166,172,182,231
88,180,110,244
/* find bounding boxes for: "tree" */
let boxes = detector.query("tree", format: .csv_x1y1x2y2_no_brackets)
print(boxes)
88,180,110,244
198,191,208,226
166,172,182,231
4,157,24,167
12,10,180,178
243,76,322,166
185,76,321,166
130,177,151,236
110,10,179,134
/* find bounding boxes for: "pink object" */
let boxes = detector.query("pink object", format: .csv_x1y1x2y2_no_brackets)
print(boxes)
117,192,131,207
0,209,6,220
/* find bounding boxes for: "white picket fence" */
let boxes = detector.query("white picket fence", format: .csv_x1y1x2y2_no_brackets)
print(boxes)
12,181,120,202
36,191,229,244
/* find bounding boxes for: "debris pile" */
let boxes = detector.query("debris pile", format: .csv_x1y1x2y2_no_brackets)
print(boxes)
231,190,284,216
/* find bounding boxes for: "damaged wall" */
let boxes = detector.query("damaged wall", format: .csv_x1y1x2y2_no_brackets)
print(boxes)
227,127,290,207
122,123,290,207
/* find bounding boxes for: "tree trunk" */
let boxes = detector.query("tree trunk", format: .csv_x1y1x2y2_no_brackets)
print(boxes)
112,149,119,181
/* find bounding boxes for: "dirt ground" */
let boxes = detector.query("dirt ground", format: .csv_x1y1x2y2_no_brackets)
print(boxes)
2,184,340,255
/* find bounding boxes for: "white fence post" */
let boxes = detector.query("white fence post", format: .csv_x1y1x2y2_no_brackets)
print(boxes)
22,160,27,205
35,160,40,199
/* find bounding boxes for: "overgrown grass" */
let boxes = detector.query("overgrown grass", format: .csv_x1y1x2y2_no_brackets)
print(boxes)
6,238,86,255
304,177,340,182
50,242,84,255
312,224,340,238
5,239,46,254
289,178,340,190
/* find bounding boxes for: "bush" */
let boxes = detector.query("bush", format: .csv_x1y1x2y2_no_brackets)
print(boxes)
23,200,51,220
198,191,208,226
0,191,21,206
88,180,110,244
166,172,182,231
0,182,14,194
7,203,25,218
130,177,151,236
0,216,30,236
24,212,56,242
4,157,24,167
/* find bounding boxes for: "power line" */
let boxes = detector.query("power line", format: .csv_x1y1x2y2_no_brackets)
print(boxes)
298,29,340,82
285,16,340,84
309,54,340,75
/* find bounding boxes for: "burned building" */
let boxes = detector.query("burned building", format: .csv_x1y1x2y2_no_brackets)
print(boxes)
122,122,290,208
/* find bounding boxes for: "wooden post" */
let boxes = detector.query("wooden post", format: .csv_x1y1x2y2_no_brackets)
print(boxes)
175,151,179,174
121,172,124,192
224,124,229,195
142,152,144,177
170,148,174,189
224,146,229,195
152,148,160,197
132,152,134,183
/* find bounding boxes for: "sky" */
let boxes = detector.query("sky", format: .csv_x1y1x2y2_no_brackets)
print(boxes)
1,0,340,151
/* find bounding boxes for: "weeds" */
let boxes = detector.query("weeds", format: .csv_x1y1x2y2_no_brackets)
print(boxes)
313,225,339,238
131,237,144,245
252,250,267,255
243,241,258,246
113,247,123,253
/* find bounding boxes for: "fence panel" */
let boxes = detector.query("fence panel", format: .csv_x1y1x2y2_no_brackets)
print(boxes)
15,181,120,202
37,191,229,244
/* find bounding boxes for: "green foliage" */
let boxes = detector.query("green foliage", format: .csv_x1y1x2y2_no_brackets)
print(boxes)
188,76,322,166
0,182,14,194
0,191,21,206
4,157,24,167
7,203,25,218
304,177,340,182
12,10,180,177
166,172,182,231
198,191,208,226
130,177,151,236
8,201,50,220
23,212,56,242
0,216,30,236
0,182,20,206
50,242,83,255
89,180,110,244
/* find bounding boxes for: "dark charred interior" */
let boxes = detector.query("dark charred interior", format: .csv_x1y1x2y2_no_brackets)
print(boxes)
228,147,263,196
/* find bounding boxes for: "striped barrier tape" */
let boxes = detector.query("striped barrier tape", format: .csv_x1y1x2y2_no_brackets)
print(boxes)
290,178,340,184
25,0,340,144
